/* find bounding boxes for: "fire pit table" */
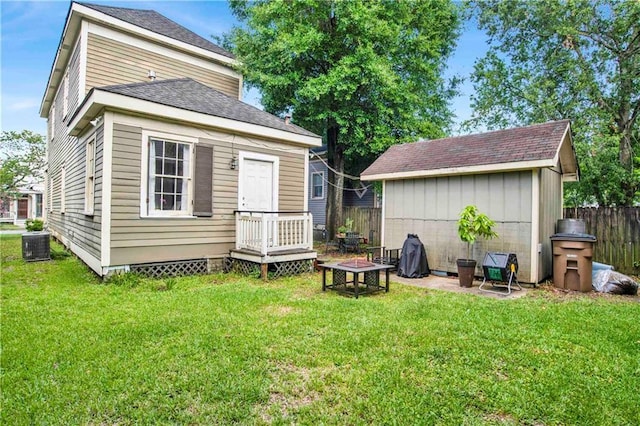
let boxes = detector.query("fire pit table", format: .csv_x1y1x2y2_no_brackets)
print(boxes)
320,259,394,298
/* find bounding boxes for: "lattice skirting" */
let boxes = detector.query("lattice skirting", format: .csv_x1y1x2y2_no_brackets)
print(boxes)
224,258,260,276
224,258,313,279
130,259,209,278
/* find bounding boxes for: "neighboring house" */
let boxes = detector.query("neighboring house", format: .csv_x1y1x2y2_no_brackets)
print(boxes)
308,146,378,229
40,2,321,278
361,120,579,283
0,183,44,225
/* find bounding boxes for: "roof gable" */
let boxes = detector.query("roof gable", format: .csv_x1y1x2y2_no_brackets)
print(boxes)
97,78,317,138
361,120,578,181
79,2,233,59
69,78,321,147
40,2,235,117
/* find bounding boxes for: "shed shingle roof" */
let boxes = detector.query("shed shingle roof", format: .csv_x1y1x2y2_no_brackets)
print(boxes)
361,120,572,179
98,78,318,138
79,2,234,59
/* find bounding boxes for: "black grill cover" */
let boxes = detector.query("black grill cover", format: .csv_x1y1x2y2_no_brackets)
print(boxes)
397,234,430,278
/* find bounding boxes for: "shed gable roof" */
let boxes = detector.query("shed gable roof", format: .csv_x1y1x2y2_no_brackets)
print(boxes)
362,120,577,181
79,2,234,58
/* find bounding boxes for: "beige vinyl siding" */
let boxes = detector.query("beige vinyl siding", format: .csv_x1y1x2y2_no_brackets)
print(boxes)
538,167,563,280
86,33,239,98
66,37,82,120
384,171,534,281
47,123,103,262
109,122,305,266
46,36,102,261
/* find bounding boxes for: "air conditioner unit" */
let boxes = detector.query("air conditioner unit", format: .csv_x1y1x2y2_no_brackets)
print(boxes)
22,232,51,262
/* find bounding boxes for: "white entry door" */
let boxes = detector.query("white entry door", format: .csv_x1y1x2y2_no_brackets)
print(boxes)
239,152,279,212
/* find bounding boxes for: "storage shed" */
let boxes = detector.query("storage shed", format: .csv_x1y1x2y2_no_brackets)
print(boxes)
361,120,579,283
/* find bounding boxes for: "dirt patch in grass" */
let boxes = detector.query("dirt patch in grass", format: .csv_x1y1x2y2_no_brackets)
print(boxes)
262,305,297,317
256,362,337,422
483,412,518,424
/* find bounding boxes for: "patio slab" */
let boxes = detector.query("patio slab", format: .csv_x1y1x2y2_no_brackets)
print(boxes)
391,273,529,299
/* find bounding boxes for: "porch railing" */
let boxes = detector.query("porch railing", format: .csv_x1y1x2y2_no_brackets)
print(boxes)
235,211,313,255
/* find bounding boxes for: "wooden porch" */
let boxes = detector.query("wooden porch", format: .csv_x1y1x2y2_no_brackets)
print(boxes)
229,211,317,279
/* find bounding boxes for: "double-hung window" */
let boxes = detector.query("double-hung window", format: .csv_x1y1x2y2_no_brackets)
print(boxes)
84,137,96,214
311,171,324,199
60,165,66,214
62,72,69,118
147,137,192,216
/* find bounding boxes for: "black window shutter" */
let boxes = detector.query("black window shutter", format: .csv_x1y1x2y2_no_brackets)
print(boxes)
193,145,213,217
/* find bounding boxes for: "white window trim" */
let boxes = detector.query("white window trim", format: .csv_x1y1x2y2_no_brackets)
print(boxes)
84,136,96,215
62,71,69,119
60,165,66,214
311,171,325,200
51,104,56,139
237,151,280,212
49,176,54,212
140,130,197,218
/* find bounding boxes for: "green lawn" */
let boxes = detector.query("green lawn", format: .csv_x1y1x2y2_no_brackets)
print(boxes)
0,223,21,230
1,234,638,425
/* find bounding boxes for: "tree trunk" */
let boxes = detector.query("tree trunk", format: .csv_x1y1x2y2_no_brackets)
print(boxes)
325,123,344,237
616,59,637,205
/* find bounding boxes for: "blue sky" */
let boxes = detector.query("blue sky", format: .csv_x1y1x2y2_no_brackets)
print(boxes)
1,0,488,136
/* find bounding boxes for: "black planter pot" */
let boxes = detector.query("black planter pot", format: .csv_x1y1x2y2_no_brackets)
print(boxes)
456,259,476,288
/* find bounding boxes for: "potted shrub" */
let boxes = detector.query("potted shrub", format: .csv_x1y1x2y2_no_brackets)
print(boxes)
336,217,353,238
456,205,498,287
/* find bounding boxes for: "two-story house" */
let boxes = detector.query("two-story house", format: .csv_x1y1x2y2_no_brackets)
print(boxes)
40,2,321,278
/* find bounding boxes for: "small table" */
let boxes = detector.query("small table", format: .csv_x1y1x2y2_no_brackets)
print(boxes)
321,261,394,298
336,234,366,253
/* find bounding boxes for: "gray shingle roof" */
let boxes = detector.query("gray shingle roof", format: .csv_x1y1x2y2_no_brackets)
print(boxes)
362,120,571,178
78,2,234,59
99,78,318,137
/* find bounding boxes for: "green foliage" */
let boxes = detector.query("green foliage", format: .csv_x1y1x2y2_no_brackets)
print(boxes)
228,0,460,150
337,217,354,234
227,0,462,233
2,234,639,424
49,245,71,260
465,0,640,206
0,130,46,198
25,219,44,232
457,205,498,259
104,271,144,288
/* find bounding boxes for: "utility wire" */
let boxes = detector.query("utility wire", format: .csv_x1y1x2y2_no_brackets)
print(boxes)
309,162,372,193
309,151,361,180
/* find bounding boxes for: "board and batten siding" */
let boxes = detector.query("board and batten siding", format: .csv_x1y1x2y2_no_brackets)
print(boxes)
108,122,306,266
85,32,240,98
46,36,103,265
384,171,534,281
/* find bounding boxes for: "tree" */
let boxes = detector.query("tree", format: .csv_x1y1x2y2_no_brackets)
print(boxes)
227,0,461,234
0,130,46,198
466,0,640,206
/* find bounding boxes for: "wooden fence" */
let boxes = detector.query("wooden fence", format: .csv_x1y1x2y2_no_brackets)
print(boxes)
342,206,382,246
563,207,640,275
